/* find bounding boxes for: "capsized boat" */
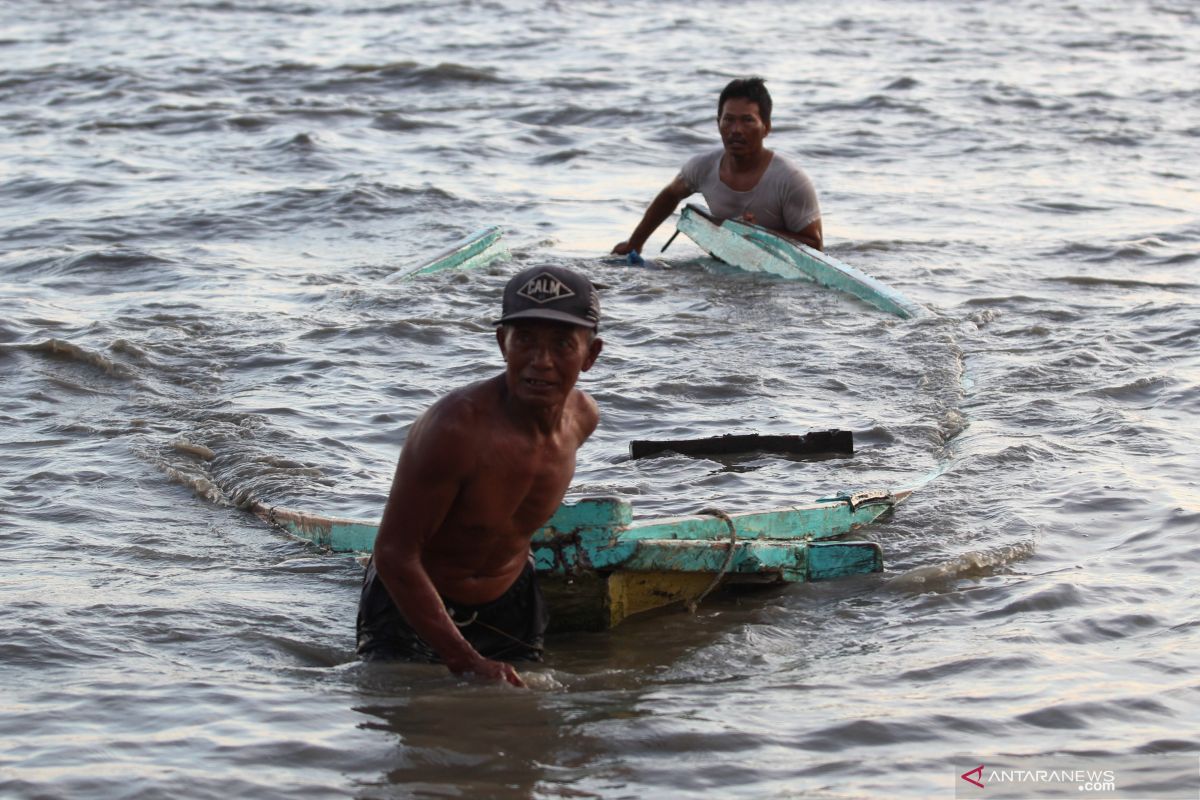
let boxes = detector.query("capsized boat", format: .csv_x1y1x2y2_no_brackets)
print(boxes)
386,225,507,282
674,204,926,320
251,488,907,631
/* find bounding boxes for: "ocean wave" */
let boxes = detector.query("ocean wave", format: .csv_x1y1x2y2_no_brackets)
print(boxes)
1016,199,1112,214
793,718,942,751
1082,133,1149,147
885,540,1037,591
172,438,216,461
78,113,225,134
1044,274,1197,290
885,76,920,91
340,60,505,87
1078,374,1170,402
179,1,322,16
43,246,178,278
0,63,141,98
511,104,648,128
813,94,931,114
982,93,1072,112
370,113,452,132
158,460,231,505
532,148,590,165
542,76,627,91
2,2,1198,795
0,175,120,203
4,338,136,380
219,182,468,228
1055,612,1164,645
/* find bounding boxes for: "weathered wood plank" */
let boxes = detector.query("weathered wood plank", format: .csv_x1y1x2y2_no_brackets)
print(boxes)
629,430,853,460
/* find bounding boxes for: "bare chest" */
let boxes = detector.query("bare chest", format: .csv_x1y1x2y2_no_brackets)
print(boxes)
448,436,578,536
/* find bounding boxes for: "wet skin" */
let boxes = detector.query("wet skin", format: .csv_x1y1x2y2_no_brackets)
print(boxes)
370,320,602,686
718,95,772,173
614,95,823,253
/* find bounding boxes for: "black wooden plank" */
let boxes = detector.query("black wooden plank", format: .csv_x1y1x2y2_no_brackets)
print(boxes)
629,430,853,460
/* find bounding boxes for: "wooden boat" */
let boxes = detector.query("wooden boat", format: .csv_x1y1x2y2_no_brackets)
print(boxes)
251,487,907,631
387,225,507,282
274,225,917,629
674,204,926,320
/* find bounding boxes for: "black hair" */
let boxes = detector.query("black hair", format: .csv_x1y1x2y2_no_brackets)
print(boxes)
717,76,772,126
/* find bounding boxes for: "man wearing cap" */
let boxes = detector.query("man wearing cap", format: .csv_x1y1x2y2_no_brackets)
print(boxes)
612,76,823,255
357,265,603,687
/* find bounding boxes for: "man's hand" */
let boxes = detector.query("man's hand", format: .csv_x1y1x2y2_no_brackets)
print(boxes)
740,211,757,225
614,176,693,258
453,656,526,687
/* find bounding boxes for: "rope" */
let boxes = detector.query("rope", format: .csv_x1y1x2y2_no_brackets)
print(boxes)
687,507,738,614
447,609,542,654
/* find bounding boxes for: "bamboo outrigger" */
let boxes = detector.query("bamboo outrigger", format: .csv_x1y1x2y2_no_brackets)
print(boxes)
252,488,906,631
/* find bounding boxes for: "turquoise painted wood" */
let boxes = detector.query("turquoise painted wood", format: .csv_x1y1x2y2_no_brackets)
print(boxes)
530,492,902,578
387,225,507,282
675,204,926,320
252,504,380,553
252,488,905,583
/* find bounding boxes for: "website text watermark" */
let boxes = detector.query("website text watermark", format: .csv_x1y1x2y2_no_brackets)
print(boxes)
955,755,1199,799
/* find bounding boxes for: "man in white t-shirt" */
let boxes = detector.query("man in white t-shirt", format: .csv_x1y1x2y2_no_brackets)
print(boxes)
612,76,823,254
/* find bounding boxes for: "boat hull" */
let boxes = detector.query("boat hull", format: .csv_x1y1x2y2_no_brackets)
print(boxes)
675,204,925,319
387,225,507,282
252,490,901,630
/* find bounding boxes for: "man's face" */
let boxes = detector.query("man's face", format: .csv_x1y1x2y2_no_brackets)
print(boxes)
497,321,602,408
718,97,770,157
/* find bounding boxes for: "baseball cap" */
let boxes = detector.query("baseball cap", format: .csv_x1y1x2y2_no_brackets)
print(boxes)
495,265,600,330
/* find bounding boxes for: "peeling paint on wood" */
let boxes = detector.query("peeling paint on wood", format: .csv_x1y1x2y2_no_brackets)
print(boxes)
251,488,903,630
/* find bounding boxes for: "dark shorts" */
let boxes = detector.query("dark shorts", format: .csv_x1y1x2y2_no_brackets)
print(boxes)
356,557,549,663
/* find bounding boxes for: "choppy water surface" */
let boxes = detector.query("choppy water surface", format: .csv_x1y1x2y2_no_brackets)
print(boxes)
2,1,1198,797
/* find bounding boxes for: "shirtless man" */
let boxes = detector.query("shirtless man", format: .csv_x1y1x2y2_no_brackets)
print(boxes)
357,266,603,687
612,76,823,254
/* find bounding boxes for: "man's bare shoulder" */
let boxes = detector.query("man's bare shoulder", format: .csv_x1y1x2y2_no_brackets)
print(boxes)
569,386,600,442
405,375,505,454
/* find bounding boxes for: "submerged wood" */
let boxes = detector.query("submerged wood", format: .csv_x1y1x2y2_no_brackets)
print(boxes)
675,204,926,320
251,488,904,630
629,430,853,460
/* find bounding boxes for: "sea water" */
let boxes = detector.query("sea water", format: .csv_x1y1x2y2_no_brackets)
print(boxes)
1,1,1197,797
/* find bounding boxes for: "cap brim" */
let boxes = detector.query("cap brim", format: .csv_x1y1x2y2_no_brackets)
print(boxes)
494,309,598,329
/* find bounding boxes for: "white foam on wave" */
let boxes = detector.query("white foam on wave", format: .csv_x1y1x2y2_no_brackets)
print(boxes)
171,438,216,461
885,539,1037,591
9,338,135,379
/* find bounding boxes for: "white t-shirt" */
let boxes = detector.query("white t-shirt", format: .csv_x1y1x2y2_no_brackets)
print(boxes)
678,147,821,233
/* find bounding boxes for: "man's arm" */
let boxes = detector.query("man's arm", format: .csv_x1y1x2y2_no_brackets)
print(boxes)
739,213,824,252
371,405,524,687
777,217,823,252
765,159,824,251
612,175,693,255
572,388,601,443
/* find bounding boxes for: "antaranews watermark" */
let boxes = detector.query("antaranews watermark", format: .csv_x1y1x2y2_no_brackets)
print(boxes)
954,755,1199,799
